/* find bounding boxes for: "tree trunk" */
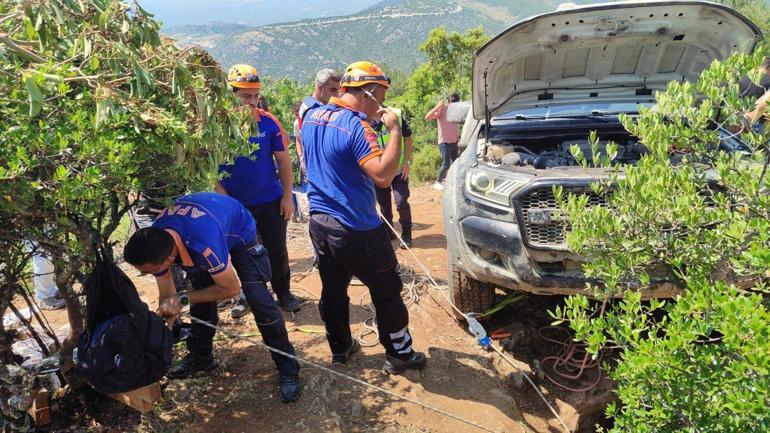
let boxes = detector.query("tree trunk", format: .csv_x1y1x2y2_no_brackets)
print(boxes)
0,287,17,365
57,226,93,388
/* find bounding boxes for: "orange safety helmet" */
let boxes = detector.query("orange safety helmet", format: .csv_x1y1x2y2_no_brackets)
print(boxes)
228,64,261,89
340,61,390,91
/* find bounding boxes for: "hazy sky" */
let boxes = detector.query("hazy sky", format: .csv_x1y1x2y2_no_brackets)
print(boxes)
140,0,383,28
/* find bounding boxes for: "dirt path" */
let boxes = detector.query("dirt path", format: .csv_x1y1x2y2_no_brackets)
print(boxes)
16,184,587,432
140,184,575,433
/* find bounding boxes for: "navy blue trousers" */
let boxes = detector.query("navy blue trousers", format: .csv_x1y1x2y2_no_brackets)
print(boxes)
186,243,300,377
309,214,414,360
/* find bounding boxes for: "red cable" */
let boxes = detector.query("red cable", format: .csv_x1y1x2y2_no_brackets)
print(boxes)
538,326,604,392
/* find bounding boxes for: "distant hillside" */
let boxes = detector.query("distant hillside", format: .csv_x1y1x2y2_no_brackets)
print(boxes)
167,0,590,81
141,0,383,28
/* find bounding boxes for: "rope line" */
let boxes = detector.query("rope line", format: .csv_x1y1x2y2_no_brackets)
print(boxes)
187,315,503,433
376,209,573,433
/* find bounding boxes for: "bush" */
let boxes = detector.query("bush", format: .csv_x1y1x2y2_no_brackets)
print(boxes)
411,144,441,182
0,0,255,379
553,51,770,432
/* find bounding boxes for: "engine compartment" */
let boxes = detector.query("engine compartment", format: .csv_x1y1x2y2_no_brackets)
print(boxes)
484,129,647,169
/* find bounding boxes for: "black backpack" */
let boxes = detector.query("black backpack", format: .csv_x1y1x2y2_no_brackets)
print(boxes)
75,250,173,394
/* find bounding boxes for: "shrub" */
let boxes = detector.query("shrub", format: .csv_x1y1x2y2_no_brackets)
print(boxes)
411,144,441,182
553,51,770,432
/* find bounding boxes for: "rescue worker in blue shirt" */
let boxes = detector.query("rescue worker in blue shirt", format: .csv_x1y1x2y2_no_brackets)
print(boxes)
123,192,302,403
300,61,427,374
216,64,302,318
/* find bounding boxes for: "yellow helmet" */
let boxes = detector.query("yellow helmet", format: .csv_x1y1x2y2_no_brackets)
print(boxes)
340,61,390,90
228,64,261,89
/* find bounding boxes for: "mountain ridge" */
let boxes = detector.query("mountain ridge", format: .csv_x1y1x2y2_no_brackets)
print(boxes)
167,0,590,80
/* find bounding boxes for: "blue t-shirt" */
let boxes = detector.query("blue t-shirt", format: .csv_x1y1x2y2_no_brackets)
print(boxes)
218,109,288,206
152,192,257,275
300,97,383,231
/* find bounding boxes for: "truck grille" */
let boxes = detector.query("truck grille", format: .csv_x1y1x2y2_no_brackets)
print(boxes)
516,187,606,249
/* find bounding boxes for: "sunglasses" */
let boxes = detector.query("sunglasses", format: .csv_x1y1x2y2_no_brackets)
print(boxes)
232,74,260,83
343,74,391,86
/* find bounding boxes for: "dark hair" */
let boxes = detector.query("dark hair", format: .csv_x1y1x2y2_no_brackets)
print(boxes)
449,92,460,103
761,57,770,70
123,228,174,266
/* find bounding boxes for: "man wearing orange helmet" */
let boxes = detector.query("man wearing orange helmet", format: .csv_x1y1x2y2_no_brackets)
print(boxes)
300,61,427,374
218,64,302,317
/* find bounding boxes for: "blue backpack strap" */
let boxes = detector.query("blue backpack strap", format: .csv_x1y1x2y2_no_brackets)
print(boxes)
299,96,323,122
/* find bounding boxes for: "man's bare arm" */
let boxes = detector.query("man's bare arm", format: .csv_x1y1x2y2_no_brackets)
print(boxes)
424,101,444,121
361,109,402,187
157,262,241,323
274,150,295,220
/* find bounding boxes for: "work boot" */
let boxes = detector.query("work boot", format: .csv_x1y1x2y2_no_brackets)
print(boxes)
279,375,301,403
230,296,251,319
332,338,361,365
167,354,218,379
277,293,302,312
399,231,412,249
383,351,427,374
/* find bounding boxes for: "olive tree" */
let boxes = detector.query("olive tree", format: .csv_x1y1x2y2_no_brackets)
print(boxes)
0,0,255,377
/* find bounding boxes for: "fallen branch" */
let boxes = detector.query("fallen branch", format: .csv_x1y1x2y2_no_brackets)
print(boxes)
16,284,60,351
7,302,51,358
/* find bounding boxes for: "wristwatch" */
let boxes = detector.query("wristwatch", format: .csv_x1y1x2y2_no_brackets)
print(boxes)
177,291,190,307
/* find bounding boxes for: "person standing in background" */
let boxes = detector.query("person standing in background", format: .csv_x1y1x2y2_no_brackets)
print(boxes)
425,92,461,190
30,247,65,310
373,112,414,247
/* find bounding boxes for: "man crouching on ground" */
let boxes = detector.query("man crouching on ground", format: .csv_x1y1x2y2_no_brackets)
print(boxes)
123,192,301,402
300,61,427,373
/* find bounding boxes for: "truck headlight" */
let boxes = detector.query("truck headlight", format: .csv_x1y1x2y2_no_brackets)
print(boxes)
465,168,530,209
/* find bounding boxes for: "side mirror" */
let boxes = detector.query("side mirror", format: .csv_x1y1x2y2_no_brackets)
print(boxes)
445,101,471,124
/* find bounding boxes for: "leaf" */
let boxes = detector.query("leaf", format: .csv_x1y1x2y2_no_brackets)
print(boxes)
25,77,43,117
51,2,66,25
83,37,92,57
34,13,44,32
140,113,159,126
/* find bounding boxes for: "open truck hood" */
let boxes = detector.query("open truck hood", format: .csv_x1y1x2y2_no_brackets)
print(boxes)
472,1,762,119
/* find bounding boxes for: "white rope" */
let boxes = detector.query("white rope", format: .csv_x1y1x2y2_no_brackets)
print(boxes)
187,315,503,433
489,344,572,433
355,265,425,348
376,209,573,433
